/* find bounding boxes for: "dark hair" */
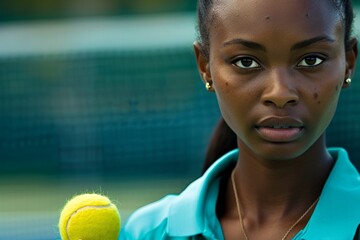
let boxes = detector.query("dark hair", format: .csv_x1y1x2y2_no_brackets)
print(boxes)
202,118,237,173
196,0,355,59
200,0,356,173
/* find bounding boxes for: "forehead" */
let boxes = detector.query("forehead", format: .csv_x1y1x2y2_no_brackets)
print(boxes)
210,0,342,44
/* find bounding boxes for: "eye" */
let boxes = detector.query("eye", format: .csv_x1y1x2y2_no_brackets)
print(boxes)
297,56,325,67
233,57,261,69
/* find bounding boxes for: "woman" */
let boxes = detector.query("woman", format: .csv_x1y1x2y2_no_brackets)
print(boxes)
120,0,359,239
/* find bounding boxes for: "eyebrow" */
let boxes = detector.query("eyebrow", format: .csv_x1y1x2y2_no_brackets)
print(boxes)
223,39,266,51
222,35,336,52
290,36,336,50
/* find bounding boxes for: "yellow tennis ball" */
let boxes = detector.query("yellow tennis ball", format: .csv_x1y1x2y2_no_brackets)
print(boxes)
59,193,121,240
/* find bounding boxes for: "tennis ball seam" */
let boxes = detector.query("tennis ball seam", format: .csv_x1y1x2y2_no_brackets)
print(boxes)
65,203,114,240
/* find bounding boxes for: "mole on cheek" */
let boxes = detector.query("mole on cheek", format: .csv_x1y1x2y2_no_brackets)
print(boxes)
265,16,270,20
313,92,319,99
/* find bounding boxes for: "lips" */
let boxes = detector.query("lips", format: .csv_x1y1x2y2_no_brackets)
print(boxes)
255,116,304,142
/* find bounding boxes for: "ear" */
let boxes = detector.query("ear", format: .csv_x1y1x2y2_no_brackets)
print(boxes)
343,38,358,88
193,41,214,91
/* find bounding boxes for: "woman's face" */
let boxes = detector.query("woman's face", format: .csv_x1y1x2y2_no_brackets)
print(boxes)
195,0,357,160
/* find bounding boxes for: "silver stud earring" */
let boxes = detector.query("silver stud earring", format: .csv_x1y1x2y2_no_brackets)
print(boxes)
345,78,352,85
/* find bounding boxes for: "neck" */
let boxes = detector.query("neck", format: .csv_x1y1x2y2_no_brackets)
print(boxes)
227,136,334,221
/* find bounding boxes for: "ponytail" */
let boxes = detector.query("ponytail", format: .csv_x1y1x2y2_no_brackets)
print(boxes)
202,118,237,173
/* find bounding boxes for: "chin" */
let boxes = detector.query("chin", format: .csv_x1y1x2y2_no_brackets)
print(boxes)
251,142,310,161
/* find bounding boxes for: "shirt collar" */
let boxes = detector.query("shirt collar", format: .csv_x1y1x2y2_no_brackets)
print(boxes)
167,149,238,237
167,148,360,238
297,147,360,239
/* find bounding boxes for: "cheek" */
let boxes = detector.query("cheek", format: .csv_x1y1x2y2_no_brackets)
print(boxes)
313,83,338,105
312,80,342,125
311,61,344,106
313,91,320,105
214,80,239,118
212,76,253,129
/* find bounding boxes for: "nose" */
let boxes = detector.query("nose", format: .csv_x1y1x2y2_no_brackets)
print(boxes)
261,69,299,108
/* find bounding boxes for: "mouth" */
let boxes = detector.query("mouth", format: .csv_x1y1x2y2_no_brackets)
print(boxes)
259,125,302,129
255,116,304,142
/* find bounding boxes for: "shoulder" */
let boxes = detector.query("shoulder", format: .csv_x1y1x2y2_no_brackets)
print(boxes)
120,176,210,240
120,195,176,239
120,149,239,240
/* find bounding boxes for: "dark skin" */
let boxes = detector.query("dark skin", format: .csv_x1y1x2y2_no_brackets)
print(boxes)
194,0,358,239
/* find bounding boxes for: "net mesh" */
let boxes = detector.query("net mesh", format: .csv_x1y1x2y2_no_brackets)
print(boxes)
0,48,221,179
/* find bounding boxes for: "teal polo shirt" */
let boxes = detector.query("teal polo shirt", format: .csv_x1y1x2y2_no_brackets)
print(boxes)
120,148,360,240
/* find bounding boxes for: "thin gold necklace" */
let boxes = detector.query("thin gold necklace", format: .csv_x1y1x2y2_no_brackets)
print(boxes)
231,170,319,240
